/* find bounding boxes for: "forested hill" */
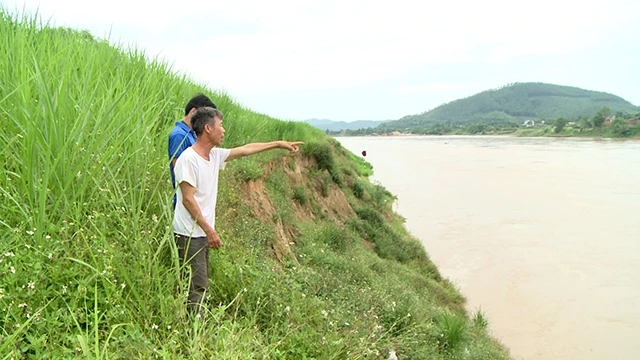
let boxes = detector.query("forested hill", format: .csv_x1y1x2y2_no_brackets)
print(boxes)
375,82,639,131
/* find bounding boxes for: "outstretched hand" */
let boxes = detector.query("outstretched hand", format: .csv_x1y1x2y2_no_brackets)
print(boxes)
279,141,304,153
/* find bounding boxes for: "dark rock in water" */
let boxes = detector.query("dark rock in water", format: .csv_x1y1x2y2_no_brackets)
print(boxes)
362,150,367,157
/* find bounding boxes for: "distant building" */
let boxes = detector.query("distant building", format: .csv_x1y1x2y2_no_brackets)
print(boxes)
523,120,535,127
604,116,616,126
628,117,640,125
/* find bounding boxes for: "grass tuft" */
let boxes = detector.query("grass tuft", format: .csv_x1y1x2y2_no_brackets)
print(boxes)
434,310,468,351
292,185,308,205
473,308,489,330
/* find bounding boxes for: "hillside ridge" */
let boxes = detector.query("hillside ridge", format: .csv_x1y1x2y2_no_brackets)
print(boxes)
375,82,639,132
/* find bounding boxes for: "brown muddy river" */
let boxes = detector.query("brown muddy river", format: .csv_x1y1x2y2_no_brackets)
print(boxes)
338,135,640,360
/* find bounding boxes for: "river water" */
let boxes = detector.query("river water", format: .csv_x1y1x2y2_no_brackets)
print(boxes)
337,135,640,360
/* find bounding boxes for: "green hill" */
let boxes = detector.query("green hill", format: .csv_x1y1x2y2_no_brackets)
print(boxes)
376,82,639,131
0,10,509,359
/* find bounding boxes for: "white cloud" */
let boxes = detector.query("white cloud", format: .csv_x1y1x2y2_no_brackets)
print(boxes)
2,0,639,120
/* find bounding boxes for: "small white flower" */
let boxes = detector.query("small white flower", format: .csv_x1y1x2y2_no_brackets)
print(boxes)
152,324,158,330
14,323,20,328
76,171,82,178
45,235,51,240
62,285,67,294
167,325,172,330
28,282,35,289
18,303,27,308
4,252,15,257
321,310,328,318
26,230,34,236
10,266,15,274
121,283,126,289
284,306,291,313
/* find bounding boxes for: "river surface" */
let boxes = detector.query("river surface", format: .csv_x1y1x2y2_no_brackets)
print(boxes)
337,135,640,360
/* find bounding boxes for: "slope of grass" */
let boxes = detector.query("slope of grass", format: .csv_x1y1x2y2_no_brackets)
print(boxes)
0,10,510,359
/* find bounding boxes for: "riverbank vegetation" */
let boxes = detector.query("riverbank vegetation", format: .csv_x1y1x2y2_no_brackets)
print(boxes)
0,10,510,359
331,106,640,139
328,82,639,139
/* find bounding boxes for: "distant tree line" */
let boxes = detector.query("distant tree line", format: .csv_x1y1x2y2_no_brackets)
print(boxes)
330,106,640,138
350,83,639,135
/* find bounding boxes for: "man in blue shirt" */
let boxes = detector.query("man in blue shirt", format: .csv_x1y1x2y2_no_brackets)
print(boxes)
168,94,217,207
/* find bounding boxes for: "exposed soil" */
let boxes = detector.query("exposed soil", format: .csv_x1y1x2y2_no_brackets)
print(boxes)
239,155,357,262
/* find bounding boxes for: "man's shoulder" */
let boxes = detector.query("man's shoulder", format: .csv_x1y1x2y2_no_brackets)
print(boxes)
175,146,195,164
169,121,188,137
211,147,230,155
211,148,231,159
177,146,196,159
210,148,231,167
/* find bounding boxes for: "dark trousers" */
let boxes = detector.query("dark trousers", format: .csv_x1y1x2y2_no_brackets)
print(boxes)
175,234,209,316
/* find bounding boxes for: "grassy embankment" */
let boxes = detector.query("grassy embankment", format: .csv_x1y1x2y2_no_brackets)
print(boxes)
0,11,511,359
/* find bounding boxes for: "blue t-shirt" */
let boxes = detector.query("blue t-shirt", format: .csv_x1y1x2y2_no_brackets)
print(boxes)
168,121,196,206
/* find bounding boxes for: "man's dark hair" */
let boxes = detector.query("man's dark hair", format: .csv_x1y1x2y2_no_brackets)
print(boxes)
184,93,216,116
191,107,224,136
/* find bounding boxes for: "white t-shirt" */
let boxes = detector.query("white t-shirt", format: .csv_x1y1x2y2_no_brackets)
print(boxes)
173,147,231,237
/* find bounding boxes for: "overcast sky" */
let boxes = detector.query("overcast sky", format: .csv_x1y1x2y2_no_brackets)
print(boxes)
2,0,639,121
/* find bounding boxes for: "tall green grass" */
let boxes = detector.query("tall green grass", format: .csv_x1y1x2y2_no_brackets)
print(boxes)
0,9,510,359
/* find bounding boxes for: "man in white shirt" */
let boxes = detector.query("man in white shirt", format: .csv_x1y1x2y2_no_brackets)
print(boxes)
173,106,303,316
